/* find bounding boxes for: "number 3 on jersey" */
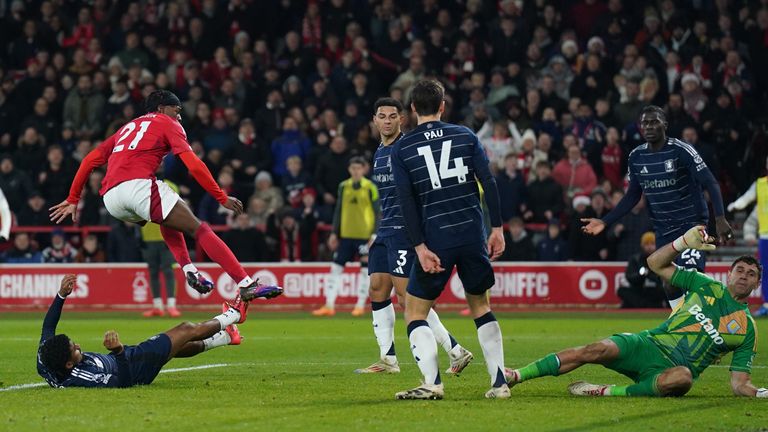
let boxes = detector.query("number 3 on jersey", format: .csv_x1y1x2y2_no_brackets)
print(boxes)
417,140,468,189
113,121,151,153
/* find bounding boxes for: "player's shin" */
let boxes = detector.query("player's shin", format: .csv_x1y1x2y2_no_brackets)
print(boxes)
372,299,396,361
354,267,370,310
194,223,250,285
325,263,343,309
202,330,231,351
474,312,506,387
213,308,241,329
160,225,193,267
510,354,561,383
427,308,459,355
607,377,659,396
407,320,441,385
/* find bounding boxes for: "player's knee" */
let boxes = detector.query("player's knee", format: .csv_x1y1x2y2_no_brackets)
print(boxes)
580,342,610,362
173,321,196,332
658,367,692,396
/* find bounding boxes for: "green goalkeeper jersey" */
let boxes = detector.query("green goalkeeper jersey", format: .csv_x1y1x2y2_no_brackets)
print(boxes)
644,268,757,378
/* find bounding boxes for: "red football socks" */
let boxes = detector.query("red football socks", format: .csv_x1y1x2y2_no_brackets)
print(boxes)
160,225,192,268
195,223,248,282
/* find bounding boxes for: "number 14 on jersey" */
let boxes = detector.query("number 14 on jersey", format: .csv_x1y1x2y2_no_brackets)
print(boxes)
417,140,468,189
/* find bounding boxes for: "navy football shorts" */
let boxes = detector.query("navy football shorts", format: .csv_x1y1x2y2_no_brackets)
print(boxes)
125,333,172,385
657,232,707,272
407,241,495,301
333,238,368,266
368,234,415,277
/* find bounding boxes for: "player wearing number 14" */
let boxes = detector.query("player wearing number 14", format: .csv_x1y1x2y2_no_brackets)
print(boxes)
391,80,508,399
50,91,282,302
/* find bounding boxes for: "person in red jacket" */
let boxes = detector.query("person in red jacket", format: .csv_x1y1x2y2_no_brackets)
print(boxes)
552,143,598,201
50,90,282,302
601,127,623,189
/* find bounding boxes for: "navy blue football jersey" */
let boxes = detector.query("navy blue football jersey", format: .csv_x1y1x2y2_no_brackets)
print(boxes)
37,295,126,388
391,121,501,250
623,137,714,238
372,135,406,238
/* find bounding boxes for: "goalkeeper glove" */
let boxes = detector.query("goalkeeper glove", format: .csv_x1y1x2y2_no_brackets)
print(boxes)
672,225,716,252
757,388,768,398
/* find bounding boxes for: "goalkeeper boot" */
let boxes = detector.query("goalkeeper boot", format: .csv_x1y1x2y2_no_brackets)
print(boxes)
224,323,242,345
186,271,214,294
484,384,511,399
354,357,400,374
568,381,612,396
445,347,473,375
240,279,283,301
223,294,249,324
395,382,444,400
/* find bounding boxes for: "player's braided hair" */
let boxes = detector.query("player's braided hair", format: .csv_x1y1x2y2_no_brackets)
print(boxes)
40,334,73,378
731,255,763,280
640,105,667,122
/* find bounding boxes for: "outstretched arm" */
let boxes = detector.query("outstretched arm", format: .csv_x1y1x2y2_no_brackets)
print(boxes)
684,146,732,242
472,138,505,260
731,372,767,397
50,143,112,224
178,152,242,214
40,275,76,344
647,226,716,282
582,177,642,236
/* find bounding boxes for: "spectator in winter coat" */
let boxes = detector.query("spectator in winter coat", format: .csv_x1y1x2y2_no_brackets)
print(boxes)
2,232,43,263
271,116,311,178
552,144,598,201
538,219,569,261
500,217,537,261
524,161,565,223
618,232,666,308
601,127,623,189
495,153,527,221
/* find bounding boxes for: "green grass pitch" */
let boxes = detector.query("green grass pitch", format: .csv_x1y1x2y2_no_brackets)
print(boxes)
2,310,767,431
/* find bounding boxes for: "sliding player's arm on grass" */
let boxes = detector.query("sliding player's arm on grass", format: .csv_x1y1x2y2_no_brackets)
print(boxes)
471,133,504,260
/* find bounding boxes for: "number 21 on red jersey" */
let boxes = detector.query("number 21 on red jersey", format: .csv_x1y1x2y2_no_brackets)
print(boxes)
113,120,151,153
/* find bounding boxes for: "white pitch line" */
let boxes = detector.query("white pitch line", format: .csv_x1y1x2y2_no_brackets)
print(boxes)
0,363,235,392
0,383,48,392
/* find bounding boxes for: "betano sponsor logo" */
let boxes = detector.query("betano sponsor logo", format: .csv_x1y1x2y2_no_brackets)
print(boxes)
688,303,724,344
640,178,677,189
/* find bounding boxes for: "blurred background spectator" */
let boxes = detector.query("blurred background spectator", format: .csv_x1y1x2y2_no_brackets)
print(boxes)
0,0,765,263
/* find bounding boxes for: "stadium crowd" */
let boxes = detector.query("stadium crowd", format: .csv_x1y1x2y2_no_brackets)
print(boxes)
1,0,768,264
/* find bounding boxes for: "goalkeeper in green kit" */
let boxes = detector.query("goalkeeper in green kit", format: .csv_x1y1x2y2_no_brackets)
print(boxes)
506,226,767,397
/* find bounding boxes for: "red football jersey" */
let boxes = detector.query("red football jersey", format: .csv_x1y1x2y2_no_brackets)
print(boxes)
95,113,192,195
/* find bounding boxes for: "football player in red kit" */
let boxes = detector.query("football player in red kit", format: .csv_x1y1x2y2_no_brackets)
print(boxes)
50,90,282,302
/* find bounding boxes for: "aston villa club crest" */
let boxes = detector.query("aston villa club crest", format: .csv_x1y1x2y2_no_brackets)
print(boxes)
664,159,675,172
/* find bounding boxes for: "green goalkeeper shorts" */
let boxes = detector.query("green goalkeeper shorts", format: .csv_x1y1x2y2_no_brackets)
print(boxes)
604,332,675,383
